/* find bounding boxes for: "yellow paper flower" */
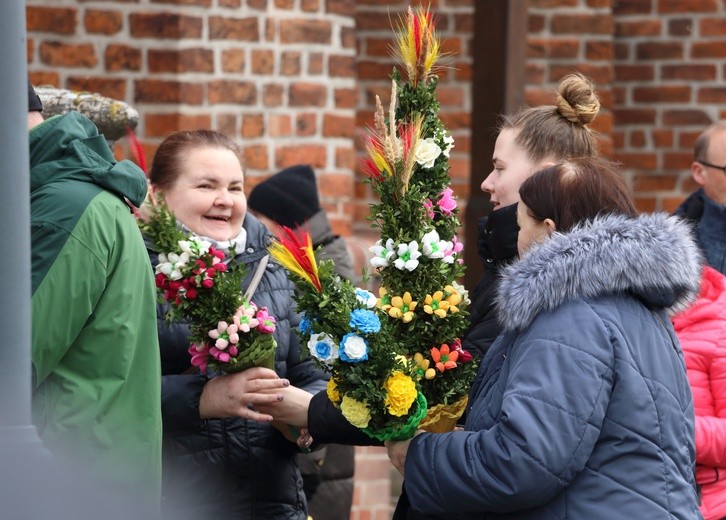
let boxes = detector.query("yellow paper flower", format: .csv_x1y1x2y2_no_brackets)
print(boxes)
388,291,417,323
377,287,392,312
423,291,450,318
340,395,371,428
444,285,462,313
384,371,418,417
327,378,341,404
413,352,437,380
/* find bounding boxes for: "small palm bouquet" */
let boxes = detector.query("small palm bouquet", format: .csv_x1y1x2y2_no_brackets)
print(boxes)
140,197,277,374
363,6,477,432
269,227,427,441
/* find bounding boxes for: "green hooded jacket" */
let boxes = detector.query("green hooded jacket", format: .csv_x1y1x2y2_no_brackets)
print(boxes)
29,112,161,503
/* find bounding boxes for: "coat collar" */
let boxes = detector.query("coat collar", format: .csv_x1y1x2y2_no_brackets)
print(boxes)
496,213,702,331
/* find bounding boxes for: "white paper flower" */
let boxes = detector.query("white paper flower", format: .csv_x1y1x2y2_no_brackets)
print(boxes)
355,288,378,309
369,238,396,268
442,134,455,158
414,138,442,169
339,334,369,363
451,281,470,306
307,333,339,365
394,241,422,271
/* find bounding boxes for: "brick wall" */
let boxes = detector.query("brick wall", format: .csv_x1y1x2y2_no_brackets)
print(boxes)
27,0,358,235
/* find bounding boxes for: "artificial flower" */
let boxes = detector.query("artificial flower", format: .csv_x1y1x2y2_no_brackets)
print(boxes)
233,303,259,333
431,344,459,372
355,288,378,309
339,333,369,363
394,241,421,271
423,198,434,219
340,395,372,428
377,287,392,311
298,315,314,335
451,280,469,306
450,338,473,363
443,285,463,313
413,352,436,380
422,230,452,260
256,307,276,334
384,371,418,416
188,343,210,373
414,137,442,169
423,291,451,318
442,134,455,158
388,292,417,323
327,377,341,404
437,187,457,215
369,238,396,269
307,333,339,365
349,309,381,334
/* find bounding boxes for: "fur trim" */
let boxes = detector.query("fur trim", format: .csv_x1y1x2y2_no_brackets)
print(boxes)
496,213,702,331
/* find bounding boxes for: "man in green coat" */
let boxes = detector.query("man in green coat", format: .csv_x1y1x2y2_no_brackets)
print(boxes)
27,84,162,509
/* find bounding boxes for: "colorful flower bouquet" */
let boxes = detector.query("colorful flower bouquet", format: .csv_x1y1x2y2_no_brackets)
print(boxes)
364,6,478,433
269,227,427,441
139,197,277,374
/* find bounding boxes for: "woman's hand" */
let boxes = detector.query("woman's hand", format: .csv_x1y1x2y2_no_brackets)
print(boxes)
254,385,314,427
199,367,289,422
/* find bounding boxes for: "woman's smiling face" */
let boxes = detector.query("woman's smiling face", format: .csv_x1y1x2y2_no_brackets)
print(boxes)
161,146,247,241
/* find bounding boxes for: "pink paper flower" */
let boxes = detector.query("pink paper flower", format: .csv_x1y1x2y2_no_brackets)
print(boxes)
437,187,457,215
423,198,434,219
256,307,277,334
188,343,209,373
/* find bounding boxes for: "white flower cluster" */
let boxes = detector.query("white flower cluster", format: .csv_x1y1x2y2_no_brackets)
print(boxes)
155,237,220,280
413,133,454,169
368,230,457,272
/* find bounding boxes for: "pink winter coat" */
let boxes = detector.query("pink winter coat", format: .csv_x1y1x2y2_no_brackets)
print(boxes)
673,266,726,520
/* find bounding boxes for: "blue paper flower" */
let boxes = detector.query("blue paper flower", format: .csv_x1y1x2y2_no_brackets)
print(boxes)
299,315,314,335
349,309,381,334
339,333,368,363
355,288,377,308
307,333,338,365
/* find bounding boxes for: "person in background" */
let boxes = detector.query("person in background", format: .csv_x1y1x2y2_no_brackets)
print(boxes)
248,164,355,520
672,266,726,520
676,122,726,275
28,81,162,510
147,130,327,519
386,156,702,519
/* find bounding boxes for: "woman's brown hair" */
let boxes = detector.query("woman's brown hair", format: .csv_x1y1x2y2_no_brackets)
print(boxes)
149,130,243,191
501,73,601,163
519,156,637,233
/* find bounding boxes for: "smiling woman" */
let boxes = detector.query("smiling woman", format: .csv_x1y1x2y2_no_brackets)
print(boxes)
145,129,328,519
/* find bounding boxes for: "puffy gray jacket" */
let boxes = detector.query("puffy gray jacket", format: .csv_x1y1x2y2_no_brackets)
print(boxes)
403,213,703,519
153,214,327,520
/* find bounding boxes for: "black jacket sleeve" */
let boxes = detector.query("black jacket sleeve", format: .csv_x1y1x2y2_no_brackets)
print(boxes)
307,392,382,446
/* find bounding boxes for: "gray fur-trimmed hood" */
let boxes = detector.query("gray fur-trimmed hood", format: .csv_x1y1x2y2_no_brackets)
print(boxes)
496,213,702,331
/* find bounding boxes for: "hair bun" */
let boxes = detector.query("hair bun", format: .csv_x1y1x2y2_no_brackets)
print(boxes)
555,73,600,126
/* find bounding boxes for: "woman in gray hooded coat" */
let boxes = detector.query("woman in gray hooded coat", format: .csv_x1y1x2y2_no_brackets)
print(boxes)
386,157,703,519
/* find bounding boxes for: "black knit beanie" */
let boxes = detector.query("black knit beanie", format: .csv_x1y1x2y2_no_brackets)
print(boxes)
248,164,321,228
28,80,43,113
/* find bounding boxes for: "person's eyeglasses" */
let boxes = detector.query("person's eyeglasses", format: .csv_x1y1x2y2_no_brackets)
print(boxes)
697,160,726,175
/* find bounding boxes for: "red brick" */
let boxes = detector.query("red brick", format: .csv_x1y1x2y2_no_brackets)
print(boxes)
698,88,726,104
550,64,612,85
84,9,122,35
356,12,397,31
335,146,356,169
529,14,545,33
302,0,320,11
151,0,212,5
104,44,141,72
630,130,646,148
613,0,652,14
221,49,246,73
281,51,301,75
664,153,696,169
587,0,611,6
241,114,265,138
652,129,674,148
40,42,97,68
280,19,332,44
358,61,395,81
454,13,473,33
436,86,464,107
148,48,214,73
296,113,317,136
551,14,612,34
265,18,275,41
618,153,657,170
333,88,357,109
248,0,267,8
692,41,726,58
275,144,327,168
330,55,356,78
658,0,717,12
586,41,613,60
527,38,580,59
275,0,294,7
216,113,237,136
679,131,703,149
26,7,76,34
615,19,661,37
309,53,324,75
290,83,327,107
323,114,356,138
209,16,259,40
135,80,204,104
219,0,242,6
529,0,577,6
668,18,693,36
268,114,292,137
66,77,126,100
700,19,726,36
341,26,356,49
614,108,657,125
439,111,471,130
634,197,657,212
318,173,353,198
145,113,212,137
636,41,683,60
662,64,716,81
251,50,274,74
454,62,473,81
263,84,284,107
526,63,545,83
614,42,630,60
662,110,711,126
632,86,691,103
244,144,269,170
209,80,257,104
614,64,654,81
130,12,202,39
29,71,59,88
326,0,356,16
